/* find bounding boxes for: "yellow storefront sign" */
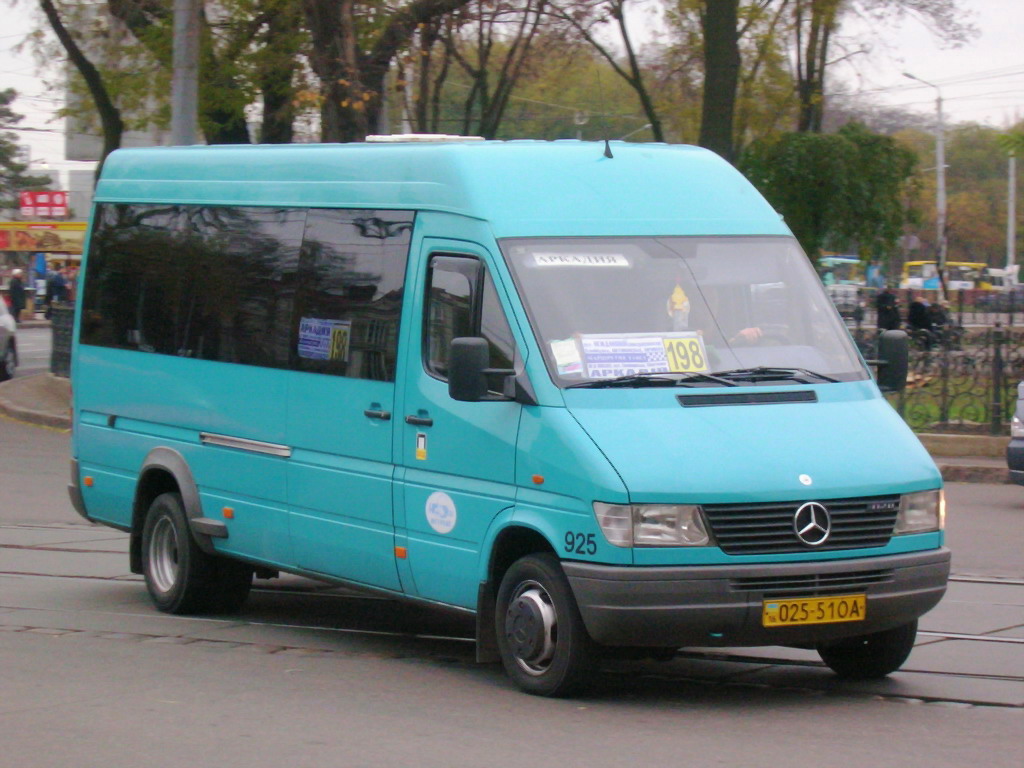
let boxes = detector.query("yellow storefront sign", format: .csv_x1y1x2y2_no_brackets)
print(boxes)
0,222,87,254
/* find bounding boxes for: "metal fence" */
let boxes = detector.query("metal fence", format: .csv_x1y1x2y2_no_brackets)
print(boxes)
851,322,1024,434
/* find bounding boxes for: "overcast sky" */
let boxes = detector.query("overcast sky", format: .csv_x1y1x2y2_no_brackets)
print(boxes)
1,0,1021,173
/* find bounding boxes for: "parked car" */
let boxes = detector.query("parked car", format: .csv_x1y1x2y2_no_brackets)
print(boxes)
1009,381,1024,486
0,297,17,381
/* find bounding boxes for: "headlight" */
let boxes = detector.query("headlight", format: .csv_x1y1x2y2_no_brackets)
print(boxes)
1011,414,1024,439
894,489,944,534
594,503,711,547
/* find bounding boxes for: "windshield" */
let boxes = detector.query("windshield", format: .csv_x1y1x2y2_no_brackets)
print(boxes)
501,236,868,387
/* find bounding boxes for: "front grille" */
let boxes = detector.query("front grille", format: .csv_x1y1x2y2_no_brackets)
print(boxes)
702,495,900,555
730,569,894,598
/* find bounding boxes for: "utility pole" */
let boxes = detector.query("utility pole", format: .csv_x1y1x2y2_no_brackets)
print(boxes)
1009,151,1017,272
903,72,947,300
171,0,200,145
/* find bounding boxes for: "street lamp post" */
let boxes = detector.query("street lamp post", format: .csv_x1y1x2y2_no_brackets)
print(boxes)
903,72,947,300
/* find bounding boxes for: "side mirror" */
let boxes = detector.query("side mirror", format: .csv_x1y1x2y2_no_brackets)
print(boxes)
874,330,909,393
449,337,491,402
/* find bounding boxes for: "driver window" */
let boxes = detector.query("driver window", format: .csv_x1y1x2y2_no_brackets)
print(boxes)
424,254,516,382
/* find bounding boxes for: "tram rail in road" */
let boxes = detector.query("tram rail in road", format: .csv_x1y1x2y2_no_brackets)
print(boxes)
2,522,1021,710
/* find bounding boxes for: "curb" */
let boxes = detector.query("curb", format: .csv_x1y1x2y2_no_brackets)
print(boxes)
0,374,71,430
0,401,70,429
934,462,1010,485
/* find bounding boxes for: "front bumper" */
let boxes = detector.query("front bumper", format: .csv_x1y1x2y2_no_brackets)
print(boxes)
563,548,950,648
1007,438,1024,485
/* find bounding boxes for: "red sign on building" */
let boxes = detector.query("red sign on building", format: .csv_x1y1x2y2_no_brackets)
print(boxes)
19,190,68,218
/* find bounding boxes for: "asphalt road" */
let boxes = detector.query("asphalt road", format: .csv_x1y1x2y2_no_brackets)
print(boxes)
13,325,51,379
1,416,1021,768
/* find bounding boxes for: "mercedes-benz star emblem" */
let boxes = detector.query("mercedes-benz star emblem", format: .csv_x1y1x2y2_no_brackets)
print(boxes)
793,502,831,547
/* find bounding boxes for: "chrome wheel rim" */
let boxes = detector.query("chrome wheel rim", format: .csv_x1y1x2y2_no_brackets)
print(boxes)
3,346,14,377
505,579,558,676
148,515,180,594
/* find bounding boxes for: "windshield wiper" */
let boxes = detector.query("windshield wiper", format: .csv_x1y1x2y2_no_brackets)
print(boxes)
710,367,839,384
566,373,681,389
566,372,738,389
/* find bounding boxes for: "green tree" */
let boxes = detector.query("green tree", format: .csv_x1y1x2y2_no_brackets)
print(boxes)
739,122,917,259
0,89,53,209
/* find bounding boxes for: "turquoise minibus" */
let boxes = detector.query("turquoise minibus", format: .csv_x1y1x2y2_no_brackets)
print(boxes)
69,139,948,696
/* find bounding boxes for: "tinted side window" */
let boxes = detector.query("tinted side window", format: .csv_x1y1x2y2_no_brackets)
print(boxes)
425,257,475,378
292,210,413,381
425,254,516,382
80,203,304,369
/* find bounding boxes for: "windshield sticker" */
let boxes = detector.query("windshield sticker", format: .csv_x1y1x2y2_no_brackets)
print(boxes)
298,317,352,362
533,253,629,268
550,338,583,375
579,333,709,378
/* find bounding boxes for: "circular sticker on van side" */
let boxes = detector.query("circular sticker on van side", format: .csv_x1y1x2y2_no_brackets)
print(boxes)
425,491,457,534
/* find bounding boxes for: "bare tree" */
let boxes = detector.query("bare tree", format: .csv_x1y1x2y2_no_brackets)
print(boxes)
432,0,549,138
39,0,124,177
547,0,664,142
792,0,976,133
302,0,475,143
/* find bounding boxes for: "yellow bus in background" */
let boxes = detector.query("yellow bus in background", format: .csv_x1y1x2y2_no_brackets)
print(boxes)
900,261,991,291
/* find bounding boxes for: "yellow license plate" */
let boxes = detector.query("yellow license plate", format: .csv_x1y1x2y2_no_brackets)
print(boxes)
762,594,866,628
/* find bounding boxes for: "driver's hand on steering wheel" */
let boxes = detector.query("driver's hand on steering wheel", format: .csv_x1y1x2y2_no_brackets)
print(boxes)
729,327,762,344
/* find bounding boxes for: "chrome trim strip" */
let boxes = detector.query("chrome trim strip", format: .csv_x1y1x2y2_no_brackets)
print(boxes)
199,432,292,458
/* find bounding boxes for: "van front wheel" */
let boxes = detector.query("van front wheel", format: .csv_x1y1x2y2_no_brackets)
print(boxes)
495,553,596,697
817,620,917,679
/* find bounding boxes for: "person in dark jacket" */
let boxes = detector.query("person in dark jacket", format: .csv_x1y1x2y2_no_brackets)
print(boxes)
907,293,933,334
44,269,67,318
875,286,901,331
8,269,26,322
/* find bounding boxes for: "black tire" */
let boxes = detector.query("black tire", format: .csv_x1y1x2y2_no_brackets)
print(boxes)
817,620,918,679
207,557,254,613
0,341,15,382
140,492,252,615
495,553,596,697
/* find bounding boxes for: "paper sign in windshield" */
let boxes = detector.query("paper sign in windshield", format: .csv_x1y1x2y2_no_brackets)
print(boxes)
550,338,583,375
298,317,352,362
580,333,708,378
533,253,629,268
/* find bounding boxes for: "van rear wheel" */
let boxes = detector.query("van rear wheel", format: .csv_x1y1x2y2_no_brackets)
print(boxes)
141,492,252,615
817,620,917,679
495,553,596,697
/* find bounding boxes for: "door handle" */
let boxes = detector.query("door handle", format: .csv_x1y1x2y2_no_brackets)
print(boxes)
405,414,434,427
364,409,392,421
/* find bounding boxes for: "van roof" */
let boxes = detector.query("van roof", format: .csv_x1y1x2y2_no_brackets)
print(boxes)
96,140,789,239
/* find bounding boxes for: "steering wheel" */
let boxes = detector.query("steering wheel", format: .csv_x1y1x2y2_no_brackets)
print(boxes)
756,323,792,346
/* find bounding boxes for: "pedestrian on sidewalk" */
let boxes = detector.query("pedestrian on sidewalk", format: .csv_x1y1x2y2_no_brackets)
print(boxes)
8,269,26,323
875,284,901,331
